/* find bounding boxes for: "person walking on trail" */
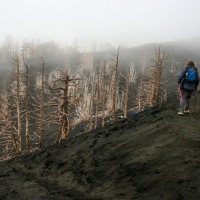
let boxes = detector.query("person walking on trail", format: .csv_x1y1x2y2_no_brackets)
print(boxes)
177,61,199,115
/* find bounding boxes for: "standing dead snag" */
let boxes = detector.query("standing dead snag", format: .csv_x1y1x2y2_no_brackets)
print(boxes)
48,69,79,141
9,55,32,154
148,46,169,105
123,65,136,118
10,55,24,155
94,74,100,129
73,69,101,132
60,73,70,140
110,46,120,123
15,56,22,154
32,57,46,149
38,58,45,148
137,46,169,110
136,81,143,112
33,66,63,147
135,47,169,111
0,89,19,159
23,58,31,152
136,76,149,111
74,64,110,130
99,64,109,128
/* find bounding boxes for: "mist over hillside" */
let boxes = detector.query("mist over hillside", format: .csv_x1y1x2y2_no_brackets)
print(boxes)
92,37,200,74
1,0,200,198
1,37,199,68
0,37,199,93
0,34,200,200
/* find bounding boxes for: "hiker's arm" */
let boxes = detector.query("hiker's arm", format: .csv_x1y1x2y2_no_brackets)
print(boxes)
178,69,187,84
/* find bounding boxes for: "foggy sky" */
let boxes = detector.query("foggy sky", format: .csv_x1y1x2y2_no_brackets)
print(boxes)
0,0,200,48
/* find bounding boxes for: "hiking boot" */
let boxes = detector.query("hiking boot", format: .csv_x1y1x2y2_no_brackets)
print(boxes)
178,110,184,115
184,109,190,114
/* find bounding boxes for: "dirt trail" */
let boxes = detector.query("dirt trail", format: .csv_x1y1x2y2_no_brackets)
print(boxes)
0,93,200,200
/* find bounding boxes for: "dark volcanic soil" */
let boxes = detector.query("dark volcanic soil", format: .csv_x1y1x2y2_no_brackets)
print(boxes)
0,93,200,200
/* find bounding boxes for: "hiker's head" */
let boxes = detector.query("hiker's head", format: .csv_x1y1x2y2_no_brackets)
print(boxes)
186,61,195,66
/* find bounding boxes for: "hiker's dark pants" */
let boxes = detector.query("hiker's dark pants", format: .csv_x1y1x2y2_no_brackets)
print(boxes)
179,89,194,111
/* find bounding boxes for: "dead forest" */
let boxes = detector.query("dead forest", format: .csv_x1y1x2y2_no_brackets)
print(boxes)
0,39,177,161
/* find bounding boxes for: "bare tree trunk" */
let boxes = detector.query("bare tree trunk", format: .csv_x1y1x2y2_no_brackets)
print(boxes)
124,67,130,118
38,58,45,149
55,126,62,144
137,82,143,112
89,93,94,131
61,75,69,140
101,67,107,128
12,132,20,156
150,46,169,105
48,70,79,141
111,46,120,123
24,60,31,152
139,46,169,108
101,92,105,128
0,88,21,157
14,56,22,154
94,74,99,129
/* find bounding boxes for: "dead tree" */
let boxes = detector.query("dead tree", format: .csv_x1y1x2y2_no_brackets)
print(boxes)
136,81,143,112
0,89,19,159
136,47,169,110
110,46,120,122
48,69,79,141
23,58,31,152
122,65,136,118
136,77,149,112
147,46,169,105
74,64,110,130
8,55,33,154
88,72,96,131
74,77,91,126
99,64,109,128
94,74,100,129
32,58,46,149
15,56,22,154
38,58,45,148
73,69,98,132
10,55,24,155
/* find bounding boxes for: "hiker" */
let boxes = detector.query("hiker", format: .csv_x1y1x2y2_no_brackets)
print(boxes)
177,61,199,115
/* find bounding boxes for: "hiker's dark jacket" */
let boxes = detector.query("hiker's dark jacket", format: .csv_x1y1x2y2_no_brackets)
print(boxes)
178,65,200,91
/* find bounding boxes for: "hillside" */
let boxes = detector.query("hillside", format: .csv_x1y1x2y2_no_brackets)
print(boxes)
94,37,200,70
2,37,200,70
0,91,200,200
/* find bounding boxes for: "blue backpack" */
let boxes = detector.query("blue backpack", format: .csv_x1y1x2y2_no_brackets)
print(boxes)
185,66,197,83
